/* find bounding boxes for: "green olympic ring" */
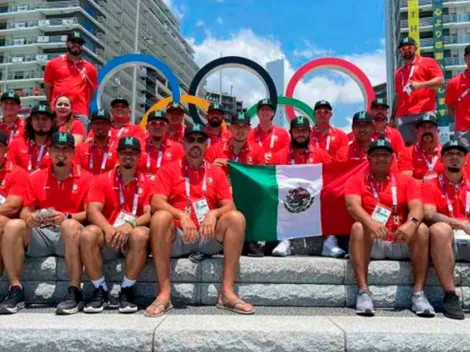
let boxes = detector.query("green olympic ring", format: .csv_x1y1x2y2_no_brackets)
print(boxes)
245,96,315,123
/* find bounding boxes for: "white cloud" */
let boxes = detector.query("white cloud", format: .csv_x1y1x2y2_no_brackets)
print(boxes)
216,17,223,25
293,39,334,59
196,20,205,27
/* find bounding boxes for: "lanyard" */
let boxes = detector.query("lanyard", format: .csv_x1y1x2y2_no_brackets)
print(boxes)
228,143,242,163
117,126,127,138
289,148,313,165
146,140,164,172
401,57,418,90
438,174,470,219
89,141,109,171
28,142,46,172
116,170,139,216
313,127,331,151
418,145,439,171
8,121,18,142
256,126,276,150
368,173,398,215
458,88,470,103
184,162,207,203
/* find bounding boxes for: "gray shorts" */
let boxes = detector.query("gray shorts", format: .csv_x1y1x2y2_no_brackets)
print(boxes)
370,240,410,260
100,227,150,262
26,227,65,257
397,113,428,144
454,131,470,151
170,228,223,258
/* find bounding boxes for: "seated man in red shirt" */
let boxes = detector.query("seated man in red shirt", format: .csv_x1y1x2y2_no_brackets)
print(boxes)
370,98,405,154
398,112,443,182
247,99,290,164
206,112,264,176
311,100,349,159
166,103,185,143
336,111,374,162
205,103,231,146
81,136,151,314
145,124,254,317
8,104,55,173
74,109,117,175
345,139,434,317
0,131,28,283
109,98,145,142
422,140,468,320
0,92,25,142
0,132,91,315
142,111,184,178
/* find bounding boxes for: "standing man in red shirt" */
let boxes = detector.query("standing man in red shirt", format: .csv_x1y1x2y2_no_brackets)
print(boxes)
311,100,349,159
345,139,434,317
0,132,91,315
145,124,254,317
8,104,55,173
422,140,468,320
0,131,28,283
109,98,146,142
81,136,151,314
392,37,444,145
398,113,443,182
0,92,24,142
142,111,184,178
166,103,186,143
248,99,290,165
370,98,405,154
74,109,117,175
205,103,231,147
44,31,98,130
206,112,264,176
445,45,470,150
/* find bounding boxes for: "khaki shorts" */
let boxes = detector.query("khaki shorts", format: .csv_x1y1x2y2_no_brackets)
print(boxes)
370,240,410,260
170,228,223,258
26,227,65,257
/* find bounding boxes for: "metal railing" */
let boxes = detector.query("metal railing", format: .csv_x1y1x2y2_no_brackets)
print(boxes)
420,34,470,47
444,57,465,66
2,53,62,64
1,1,80,13
400,0,470,7
5,18,78,30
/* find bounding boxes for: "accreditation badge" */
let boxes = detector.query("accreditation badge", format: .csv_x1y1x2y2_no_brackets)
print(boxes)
113,211,136,228
371,204,392,225
193,198,210,224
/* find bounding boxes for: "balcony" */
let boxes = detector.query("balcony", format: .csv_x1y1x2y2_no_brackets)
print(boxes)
0,53,62,67
444,57,466,67
420,35,470,48
0,18,79,34
400,0,470,8
0,1,80,16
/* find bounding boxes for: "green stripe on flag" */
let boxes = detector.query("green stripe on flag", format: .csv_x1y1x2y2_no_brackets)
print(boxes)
228,162,278,242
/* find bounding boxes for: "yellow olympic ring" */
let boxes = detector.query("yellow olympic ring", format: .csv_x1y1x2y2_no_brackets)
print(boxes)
140,95,210,127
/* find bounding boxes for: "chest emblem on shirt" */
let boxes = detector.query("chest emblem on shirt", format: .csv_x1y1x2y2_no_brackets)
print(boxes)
72,184,78,192
284,187,315,213
207,177,213,184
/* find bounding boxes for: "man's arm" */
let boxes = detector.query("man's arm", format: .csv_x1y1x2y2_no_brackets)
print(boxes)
44,83,53,103
135,205,151,227
447,105,455,119
87,202,114,233
416,76,445,90
345,194,375,229
151,194,186,221
212,199,235,219
391,93,398,118
407,198,424,222
0,196,23,218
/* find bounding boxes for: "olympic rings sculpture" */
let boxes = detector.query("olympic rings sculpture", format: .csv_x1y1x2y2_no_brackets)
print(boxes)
91,54,375,127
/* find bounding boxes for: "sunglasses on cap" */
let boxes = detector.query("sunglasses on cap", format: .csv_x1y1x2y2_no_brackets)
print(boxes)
185,136,207,144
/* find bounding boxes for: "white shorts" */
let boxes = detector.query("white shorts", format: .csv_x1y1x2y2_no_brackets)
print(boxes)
370,240,410,260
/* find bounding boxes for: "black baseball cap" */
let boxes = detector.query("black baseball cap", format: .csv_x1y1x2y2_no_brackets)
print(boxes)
368,139,394,154
371,97,389,109
442,140,468,156
257,98,274,110
352,111,373,126
91,109,111,122
30,104,54,118
416,112,438,128
184,124,208,138
314,100,333,111
0,131,8,147
399,36,417,48
147,111,168,124
66,31,85,44
117,136,141,152
290,116,311,129
1,91,21,105
231,112,250,125
208,103,224,113
51,132,75,148
166,102,185,112
465,45,470,57
111,97,129,108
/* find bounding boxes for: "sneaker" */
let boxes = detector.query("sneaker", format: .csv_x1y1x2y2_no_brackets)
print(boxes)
272,240,292,257
356,289,375,316
84,287,108,314
244,242,264,257
56,286,83,315
443,291,464,320
321,235,346,258
0,286,25,314
119,286,138,314
412,291,435,317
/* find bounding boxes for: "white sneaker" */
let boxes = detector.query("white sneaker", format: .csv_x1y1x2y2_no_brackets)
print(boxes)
272,240,292,257
321,235,346,258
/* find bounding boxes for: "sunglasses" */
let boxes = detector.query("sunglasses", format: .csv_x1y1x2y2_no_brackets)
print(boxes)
185,136,207,144
148,120,168,127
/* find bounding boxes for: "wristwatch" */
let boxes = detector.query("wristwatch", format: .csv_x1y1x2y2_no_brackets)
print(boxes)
65,213,73,220
408,217,419,225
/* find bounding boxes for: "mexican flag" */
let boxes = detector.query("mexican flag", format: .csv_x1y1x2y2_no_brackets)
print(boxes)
229,161,368,242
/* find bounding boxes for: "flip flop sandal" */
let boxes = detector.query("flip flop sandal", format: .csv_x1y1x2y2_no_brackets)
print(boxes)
216,299,255,315
143,300,173,318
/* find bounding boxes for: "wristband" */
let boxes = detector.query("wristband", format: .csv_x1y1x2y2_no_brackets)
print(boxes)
125,218,137,228
408,217,419,226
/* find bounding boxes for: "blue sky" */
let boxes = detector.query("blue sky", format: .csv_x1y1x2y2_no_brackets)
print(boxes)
165,0,387,131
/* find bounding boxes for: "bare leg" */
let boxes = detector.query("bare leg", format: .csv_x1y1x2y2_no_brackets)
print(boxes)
79,225,105,281
61,219,83,287
408,223,430,292
429,223,456,292
349,222,373,291
0,215,11,276
2,220,30,288
125,227,149,280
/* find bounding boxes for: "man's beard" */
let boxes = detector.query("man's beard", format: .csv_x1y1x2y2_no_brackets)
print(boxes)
291,138,310,149
208,119,222,128
403,52,414,60
123,164,133,170
35,130,49,136
448,167,461,173
67,46,82,57
421,132,434,141
56,161,65,167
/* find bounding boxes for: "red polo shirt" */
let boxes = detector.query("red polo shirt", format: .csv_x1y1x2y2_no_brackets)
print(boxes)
87,168,151,224
422,174,470,220
205,139,264,176
58,118,86,138
336,140,368,162
8,136,52,173
168,124,185,144
445,71,470,131
271,145,332,165
310,126,349,159
44,55,98,116
152,159,232,227
73,139,118,175
398,143,443,181
139,137,185,177
24,164,91,213
373,126,405,154
247,125,290,158
0,161,28,200
394,56,443,117
205,126,231,147
345,170,421,238
0,118,25,142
